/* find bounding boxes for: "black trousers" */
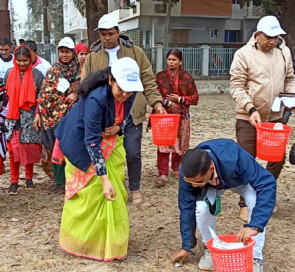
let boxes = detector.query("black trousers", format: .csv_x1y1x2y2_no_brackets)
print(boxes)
236,119,285,207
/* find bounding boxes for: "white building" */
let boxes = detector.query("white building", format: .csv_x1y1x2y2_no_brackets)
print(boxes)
63,0,87,42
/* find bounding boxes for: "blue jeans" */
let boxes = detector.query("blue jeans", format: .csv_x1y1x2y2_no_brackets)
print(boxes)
123,117,142,192
196,184,266,260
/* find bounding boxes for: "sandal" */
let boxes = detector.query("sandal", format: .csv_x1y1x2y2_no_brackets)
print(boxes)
131,190,143,205
155,176,167,188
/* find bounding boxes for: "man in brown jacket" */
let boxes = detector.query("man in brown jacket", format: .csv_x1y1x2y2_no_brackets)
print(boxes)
230,15,295,222
82,14,166,205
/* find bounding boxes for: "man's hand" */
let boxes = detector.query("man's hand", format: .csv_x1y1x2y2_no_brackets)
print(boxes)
171,249,189,265
237,227,259,245
33,113,42,131
249,111,261,126
155,106,167,114
101,125,120,138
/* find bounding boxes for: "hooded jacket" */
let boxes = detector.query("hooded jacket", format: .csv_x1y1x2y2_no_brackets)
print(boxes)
178,139,276,254
82,35,162,125
230,33,295,122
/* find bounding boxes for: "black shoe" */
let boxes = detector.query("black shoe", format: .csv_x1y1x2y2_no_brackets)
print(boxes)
48,184,65,193
25,179,35,189
8,183,20,195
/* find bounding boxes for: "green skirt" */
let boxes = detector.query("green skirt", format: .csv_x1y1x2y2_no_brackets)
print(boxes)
59,136,129,261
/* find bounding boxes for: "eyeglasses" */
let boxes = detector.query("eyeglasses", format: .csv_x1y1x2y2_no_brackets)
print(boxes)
184,169,212,187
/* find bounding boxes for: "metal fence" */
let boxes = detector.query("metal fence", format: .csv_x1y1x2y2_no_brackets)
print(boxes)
209,48,237,76
37,44,57,64
143,46,237,77
164,47,202,76
143,47,157,71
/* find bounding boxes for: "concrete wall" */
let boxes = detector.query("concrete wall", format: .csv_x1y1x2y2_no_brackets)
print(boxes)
196,80,230,94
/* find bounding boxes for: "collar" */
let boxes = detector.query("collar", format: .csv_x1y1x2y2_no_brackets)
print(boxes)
33,56,42,67
0,54,13,62
208,162,220,186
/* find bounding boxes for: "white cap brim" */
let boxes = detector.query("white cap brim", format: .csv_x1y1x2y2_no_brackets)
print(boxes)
263,27,286,37
116,77,144,92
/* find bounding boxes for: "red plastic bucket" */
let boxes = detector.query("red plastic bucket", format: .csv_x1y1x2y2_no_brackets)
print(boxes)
255,122,293,162
149,114,180,145
206,234,256,272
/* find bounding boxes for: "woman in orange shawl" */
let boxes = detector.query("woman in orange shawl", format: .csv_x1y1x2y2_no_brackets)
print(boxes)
4,45,44,194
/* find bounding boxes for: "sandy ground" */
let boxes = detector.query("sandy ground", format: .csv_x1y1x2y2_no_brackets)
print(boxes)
1,93,295,272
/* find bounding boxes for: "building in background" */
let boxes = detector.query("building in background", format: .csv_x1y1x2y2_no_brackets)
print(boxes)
107,0,263,48
63,0,87,43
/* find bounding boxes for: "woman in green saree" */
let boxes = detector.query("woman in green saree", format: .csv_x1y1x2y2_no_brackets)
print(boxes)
54,57,144,261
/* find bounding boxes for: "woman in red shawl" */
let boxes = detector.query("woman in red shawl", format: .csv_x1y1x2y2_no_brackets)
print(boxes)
155,49,199,187
4,45,44,194
75,42,89,68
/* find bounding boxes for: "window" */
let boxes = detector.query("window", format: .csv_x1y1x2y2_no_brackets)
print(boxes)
141,30,150,47
210,29,218,39
224,30,240,42
172,29,189,43
155,4,167,13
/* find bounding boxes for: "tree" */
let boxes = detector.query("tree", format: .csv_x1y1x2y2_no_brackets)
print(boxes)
276,0,295,50
239,0,294,49
73,0,108,46
27,0,64,44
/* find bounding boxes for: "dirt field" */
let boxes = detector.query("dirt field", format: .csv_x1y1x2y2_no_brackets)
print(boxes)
1,93,295,272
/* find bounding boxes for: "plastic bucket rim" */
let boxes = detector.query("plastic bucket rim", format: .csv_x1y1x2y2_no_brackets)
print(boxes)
149,113,181,118
254,122,293,133
206,234,256,253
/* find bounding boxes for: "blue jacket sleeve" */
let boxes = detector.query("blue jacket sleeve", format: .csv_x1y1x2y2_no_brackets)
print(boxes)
237,147,276,231
84,96,106,176
178,165,197,254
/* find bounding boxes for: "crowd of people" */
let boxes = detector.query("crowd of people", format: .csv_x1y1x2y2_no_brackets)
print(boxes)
1,13,295,272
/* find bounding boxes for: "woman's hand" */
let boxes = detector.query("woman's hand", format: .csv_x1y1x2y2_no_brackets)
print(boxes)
65,93,78,106
33,113,42,131
169,102,181,113
166,94,180,103
101,175,116,201
101,125,120,138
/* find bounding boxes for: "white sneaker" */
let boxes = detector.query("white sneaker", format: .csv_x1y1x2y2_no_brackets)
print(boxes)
253,259,263,272
199,248,214,271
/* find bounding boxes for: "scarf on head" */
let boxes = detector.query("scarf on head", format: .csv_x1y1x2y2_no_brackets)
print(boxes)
37,55,80,130
6,45,36,120
75,43,89,55
54,55,79,83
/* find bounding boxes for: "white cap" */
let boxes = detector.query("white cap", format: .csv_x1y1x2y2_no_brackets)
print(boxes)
257,16,286,37
111,57,143,92
58,37,75,49
94,14,119,31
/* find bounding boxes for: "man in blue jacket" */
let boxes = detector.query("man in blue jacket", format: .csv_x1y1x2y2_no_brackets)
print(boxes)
171,139,276,272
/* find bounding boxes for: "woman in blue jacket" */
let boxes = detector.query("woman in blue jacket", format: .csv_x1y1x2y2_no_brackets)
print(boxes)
55,57,143,261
